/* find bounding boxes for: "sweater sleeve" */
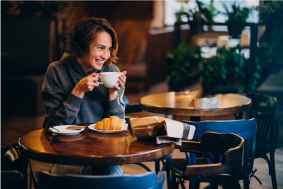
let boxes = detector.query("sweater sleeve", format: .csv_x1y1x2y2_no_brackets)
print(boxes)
41,64,83,127
105,86,126,119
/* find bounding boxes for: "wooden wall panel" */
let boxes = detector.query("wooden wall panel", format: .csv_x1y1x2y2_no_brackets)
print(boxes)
62,1,153,66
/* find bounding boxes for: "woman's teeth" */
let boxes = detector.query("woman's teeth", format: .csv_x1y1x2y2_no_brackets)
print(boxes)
96,60,104,64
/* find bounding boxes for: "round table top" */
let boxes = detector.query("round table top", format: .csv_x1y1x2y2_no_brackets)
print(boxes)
18,124,175,166
139,91,251,116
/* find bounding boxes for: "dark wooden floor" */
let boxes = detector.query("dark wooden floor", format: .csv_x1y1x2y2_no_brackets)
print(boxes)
2,70,283,189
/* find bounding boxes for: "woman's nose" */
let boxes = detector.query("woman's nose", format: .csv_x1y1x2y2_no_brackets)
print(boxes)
101,50,110,59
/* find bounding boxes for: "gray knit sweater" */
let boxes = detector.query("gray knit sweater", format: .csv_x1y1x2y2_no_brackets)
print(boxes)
41,53,125,127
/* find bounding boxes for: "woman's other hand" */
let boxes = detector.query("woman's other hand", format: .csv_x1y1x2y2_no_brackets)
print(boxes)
108,71,127,100
72,73,100,98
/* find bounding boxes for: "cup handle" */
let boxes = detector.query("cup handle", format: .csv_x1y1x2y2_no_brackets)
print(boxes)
96,76,102,85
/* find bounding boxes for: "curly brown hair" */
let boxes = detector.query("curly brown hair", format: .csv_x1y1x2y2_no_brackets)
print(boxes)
65,17,118,66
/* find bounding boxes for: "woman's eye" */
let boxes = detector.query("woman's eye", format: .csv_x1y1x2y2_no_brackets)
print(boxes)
98,47,103,50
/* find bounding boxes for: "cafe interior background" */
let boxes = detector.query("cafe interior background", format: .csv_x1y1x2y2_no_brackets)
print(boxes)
1,0,283,188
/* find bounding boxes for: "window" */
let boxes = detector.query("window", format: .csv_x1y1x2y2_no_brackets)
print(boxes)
164,0,259,26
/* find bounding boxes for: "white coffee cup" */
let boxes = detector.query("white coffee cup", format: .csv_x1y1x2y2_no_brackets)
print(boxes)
97,72,123,88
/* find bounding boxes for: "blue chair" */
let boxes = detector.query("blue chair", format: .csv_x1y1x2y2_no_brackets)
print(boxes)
34,171,165,189
169,119,257,189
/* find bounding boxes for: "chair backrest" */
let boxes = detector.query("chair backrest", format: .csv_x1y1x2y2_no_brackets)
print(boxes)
198,132,244,158
180,132,244,176
183,119,257,141
1,144,26,188
182,119,257,174
35,171,165,189
245,93,279,142
246,93,278,119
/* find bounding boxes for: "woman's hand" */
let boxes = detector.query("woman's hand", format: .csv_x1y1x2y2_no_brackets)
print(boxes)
109,71,127,100
72,73,100,98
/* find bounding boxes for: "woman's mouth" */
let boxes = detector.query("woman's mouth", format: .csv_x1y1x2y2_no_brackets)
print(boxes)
96,59,105,65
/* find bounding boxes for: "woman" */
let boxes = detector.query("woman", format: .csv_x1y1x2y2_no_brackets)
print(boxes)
41,17,126,175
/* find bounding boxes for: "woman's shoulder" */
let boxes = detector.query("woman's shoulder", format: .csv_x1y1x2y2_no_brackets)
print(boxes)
46,60,65,74
47,54,73,72
105,63,121,72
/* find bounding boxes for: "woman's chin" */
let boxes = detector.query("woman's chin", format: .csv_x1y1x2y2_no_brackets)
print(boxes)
93,65,103,70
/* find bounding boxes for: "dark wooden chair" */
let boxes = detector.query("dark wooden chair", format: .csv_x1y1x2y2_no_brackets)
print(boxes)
1,144,28,189
170,119,257,189
34,170,165,189
170,132,245,189
245,93,279,189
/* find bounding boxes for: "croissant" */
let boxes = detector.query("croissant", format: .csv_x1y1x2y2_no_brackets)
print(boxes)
95,116,125,130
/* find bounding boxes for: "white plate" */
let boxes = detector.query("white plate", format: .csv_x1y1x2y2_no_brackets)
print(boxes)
49,125,85,136
88,123,128,133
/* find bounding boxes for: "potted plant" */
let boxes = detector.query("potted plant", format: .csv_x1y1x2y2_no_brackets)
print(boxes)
166,42,203,91
257,1,283,74
218,1,254,38
187,0,216,35
174,0,217,35
259,1,283,44
166,41,261,93
199,44,261,94
188,8,204,35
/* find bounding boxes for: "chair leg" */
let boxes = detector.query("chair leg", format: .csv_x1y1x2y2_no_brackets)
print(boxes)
155,161,160,174
188,177,200,189
211,177,220,189
171,175,178,189
21,159,28,189
269,150,278,189
135,163,152,172
261,151,277,189
194,182,200,189
243,139,251,189
166,165,171,189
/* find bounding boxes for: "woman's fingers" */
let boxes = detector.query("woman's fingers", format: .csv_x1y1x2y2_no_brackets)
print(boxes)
78,74,100,91
87,73,100,87
114,85,120,90
118,71,127,88
117,79,124,88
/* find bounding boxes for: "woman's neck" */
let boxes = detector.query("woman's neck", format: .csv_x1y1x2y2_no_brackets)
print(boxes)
77,57,94,73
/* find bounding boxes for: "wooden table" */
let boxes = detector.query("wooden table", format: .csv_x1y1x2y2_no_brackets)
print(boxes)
18,124,175,166
139,90,251,118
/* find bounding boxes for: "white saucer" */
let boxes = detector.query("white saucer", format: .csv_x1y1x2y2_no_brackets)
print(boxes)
88,123,128,133
49,125,85,136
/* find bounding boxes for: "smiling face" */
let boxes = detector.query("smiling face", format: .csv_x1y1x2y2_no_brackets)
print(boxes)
81,31,112,72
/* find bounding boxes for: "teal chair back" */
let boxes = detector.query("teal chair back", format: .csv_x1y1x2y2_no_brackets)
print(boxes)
34,171,165,189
